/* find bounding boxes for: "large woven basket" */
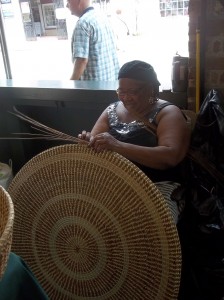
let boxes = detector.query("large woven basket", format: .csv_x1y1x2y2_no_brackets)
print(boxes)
9,144,181,299
0,186,14,278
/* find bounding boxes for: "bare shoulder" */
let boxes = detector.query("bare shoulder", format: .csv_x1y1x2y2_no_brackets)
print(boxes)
156,101,190,143
155,101,189,135
156,100,185,120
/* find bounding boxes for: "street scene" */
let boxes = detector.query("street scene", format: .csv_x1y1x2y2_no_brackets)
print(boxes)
0,0,189,90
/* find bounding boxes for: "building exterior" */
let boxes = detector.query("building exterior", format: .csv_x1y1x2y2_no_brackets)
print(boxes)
159,0,189,17
1,0,189,39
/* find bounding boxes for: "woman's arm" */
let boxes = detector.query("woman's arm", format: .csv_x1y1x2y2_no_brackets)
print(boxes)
85,105,190,170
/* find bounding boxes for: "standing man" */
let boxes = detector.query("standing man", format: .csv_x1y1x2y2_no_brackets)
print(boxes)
67,0,120,81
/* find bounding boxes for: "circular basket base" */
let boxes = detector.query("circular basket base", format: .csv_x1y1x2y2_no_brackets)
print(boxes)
9,144,181,299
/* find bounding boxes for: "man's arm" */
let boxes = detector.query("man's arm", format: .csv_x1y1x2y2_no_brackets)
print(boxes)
70,57,88,80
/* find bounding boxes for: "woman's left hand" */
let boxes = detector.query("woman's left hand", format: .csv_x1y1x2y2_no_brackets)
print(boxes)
89,132,120,153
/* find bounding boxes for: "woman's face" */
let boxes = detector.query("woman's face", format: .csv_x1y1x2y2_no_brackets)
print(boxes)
117,78,151,113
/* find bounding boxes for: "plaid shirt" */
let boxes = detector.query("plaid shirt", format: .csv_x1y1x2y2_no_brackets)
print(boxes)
71,8,120,81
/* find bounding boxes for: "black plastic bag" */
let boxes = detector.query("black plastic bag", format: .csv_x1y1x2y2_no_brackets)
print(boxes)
178,89,224,299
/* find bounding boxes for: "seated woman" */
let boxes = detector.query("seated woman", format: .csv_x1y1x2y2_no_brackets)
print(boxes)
78,60,191,223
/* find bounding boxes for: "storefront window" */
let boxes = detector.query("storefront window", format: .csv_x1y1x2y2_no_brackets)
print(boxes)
0,0,189,89
42,3,56,28
159,0,189,17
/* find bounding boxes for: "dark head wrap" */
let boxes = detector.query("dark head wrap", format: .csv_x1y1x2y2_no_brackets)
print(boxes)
118,60,161,86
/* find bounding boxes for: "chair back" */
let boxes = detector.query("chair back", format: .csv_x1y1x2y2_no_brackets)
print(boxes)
182,109,197,131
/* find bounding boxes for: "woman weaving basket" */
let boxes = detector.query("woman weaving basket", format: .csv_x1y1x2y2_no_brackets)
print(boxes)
78,60,191,223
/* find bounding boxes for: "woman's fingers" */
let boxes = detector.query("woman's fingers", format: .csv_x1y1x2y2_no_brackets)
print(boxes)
89,133,116,152
78,130,91,141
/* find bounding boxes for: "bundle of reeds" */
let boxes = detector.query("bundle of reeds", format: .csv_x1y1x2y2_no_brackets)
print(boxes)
1,107,87,144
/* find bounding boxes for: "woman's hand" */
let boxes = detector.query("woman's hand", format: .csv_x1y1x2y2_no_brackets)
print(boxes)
89,132,120,153
78,130,92,143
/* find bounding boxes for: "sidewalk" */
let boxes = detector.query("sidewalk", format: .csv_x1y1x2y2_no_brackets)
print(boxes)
6,36,72,80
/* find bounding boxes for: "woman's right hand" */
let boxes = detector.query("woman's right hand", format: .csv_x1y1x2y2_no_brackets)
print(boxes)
78,130,92,143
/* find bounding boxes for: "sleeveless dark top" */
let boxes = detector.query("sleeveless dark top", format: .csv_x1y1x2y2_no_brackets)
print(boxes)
107,101,183,183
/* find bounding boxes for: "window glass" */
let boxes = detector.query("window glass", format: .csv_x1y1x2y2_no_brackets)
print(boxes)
42,4,56,28
0,0,189,90
0,48,7,79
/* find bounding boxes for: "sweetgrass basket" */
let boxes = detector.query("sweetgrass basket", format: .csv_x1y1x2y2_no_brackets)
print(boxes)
9,144,181,299
0,186,14,278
